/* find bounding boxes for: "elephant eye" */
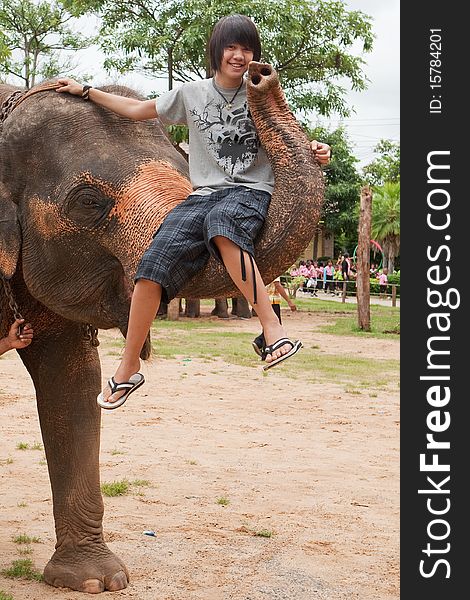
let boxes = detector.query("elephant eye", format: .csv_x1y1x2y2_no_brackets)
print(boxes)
65,185,112,227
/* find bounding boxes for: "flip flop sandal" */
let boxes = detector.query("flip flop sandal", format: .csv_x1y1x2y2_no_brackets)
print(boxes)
97,372,145,410
252,340,264,357
262,338,303,371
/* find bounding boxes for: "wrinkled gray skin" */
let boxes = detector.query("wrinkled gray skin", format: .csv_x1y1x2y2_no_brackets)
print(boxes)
0,83,194,593
0,65,323,594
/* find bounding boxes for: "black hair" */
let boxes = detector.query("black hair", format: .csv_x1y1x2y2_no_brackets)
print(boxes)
208,14,262,74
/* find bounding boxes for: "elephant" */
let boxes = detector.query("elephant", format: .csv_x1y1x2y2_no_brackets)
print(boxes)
0,62,324,593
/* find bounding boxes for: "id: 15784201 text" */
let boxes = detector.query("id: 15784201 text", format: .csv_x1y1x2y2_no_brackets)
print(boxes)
429,29,442,114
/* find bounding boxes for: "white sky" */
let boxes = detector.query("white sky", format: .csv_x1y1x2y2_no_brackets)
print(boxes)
74,0,399,168
323,0,400,166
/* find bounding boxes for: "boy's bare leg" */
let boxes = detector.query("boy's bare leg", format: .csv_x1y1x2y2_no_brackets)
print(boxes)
213,236,294,364
101,279,162,403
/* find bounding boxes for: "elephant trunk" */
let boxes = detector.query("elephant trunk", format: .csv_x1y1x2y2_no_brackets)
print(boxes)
246,62,324,263
179,62,324,298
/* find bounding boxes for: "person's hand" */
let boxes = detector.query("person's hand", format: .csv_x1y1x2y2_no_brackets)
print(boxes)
7,318,34,350
288,301,297,312
310,140,331,166
55,78,84,97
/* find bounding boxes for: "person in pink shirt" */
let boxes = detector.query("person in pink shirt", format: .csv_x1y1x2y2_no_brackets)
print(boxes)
305,259,318,295
378,267,389,299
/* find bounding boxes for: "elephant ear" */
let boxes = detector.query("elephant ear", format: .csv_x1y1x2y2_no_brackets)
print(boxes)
0,193,21,279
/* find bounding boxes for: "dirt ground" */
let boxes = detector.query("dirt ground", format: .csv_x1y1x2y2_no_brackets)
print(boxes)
0,308,399,600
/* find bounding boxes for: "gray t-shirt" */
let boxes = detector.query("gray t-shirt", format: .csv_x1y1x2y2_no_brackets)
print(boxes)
156,78,274,196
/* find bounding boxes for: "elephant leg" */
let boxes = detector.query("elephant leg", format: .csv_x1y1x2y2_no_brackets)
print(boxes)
211,297,229,318
20,319,129,594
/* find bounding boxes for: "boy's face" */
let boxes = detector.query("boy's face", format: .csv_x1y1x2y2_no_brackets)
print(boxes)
219,43,254,83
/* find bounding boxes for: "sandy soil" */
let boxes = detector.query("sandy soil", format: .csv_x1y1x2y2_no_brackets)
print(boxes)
0,308,399,600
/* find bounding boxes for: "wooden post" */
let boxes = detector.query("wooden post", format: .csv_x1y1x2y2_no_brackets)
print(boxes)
341,280,347,303
391,284,397,307
357,186,372,330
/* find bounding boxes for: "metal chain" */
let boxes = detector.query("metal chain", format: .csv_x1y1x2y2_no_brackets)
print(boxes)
0,90,24,125
1,277,24,321
1,276,99,347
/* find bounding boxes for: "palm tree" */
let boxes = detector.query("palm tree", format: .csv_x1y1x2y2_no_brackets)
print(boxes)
371,182,400,272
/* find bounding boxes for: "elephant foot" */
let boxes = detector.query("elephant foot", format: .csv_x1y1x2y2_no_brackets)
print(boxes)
44,544,129,593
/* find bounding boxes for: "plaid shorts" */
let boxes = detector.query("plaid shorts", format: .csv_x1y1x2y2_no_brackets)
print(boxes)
135,186,271,303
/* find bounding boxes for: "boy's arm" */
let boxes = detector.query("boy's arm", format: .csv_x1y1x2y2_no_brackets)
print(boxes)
56,78,158,121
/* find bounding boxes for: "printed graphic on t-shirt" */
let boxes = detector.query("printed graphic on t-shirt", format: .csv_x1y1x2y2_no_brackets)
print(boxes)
190,99,259,175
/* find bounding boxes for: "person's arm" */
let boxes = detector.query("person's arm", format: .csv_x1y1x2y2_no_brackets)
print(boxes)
0,319,33,356
56,78,158,121
274,281,297,311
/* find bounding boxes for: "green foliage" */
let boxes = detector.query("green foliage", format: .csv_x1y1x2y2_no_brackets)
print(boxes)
65,0,373,115
100,479,130,496
216,496,230,505
319,311,400,340
0,0,94,88
0,591,14,600
1,559,43,581
12,534,41,544
304,125,362,254
254,529,273,538
362,139,400,186
371,182,400,272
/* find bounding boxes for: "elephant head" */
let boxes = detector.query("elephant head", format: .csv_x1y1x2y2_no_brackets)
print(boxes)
0,82,192,338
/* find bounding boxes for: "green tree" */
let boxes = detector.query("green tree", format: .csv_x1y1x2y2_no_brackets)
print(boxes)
371,181,400,273
0,0,93,89
362,139,400,186
305,125,362,257
64,0,374,115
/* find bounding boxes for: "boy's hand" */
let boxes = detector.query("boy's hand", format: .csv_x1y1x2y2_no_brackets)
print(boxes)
56,78,83,96
310,140,331,166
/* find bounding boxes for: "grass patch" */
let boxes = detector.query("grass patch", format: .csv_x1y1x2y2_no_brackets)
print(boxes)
16,442,29,450
254,529,273,538
100,479,150,496
1,559,43,581
110,449,126,456
345,388,362,395
12,534,40,545
275,350,399,389
140,311,399,387
131,479,150,487
17,502,27,508
0,457,13,465
317,310,400,340
0,591,14,600
31,441,43,451
216,497,230,506
100,480,130,497
151,324,255,367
